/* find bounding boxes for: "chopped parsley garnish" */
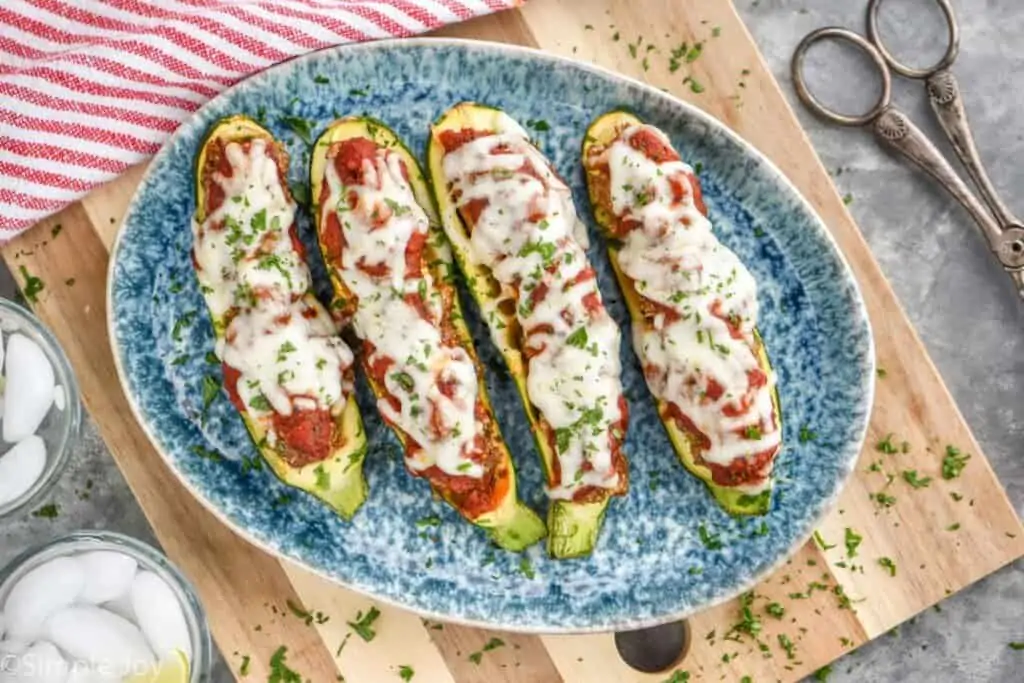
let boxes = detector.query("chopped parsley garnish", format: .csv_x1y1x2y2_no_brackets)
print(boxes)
1009,643,1024,650
32,503,59,519
384,197,411,217
285,598,328,626
314,465,330,491
201,374,219,407
525,119,551,132
18,265,44,304
313,74,330,84
566,327,588,349
239,654,250,676
172,355,189,366
878,557,897,576
877,367,888,378
876,434,898,454
279,115,314,146
249,394,272,411
347,606,381,642
942,445,970,479
276,340,297,362
205,351,219,364
813,530,836,551
844,527,862,558
398,665,414,681
814,665,833,681
416,514,441,528
190,444,222,462
765,602,785,618
268,646,302,682
688,78,705,94
520,556,536,579
517,239,556,265
555,427,573,453
349,87,371,97
947,522,961,531
662,672,690,683
873,492,897,507
391,371,415,392
902,470,932,489
727,592,761,639
778,633,796,659
843,193,854,205
698,523,723,550
798,425,817,443
171,310,197,342
743,425,762,440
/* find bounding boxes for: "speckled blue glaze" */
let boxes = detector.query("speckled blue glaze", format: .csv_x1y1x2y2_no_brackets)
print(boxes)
107,39,874,632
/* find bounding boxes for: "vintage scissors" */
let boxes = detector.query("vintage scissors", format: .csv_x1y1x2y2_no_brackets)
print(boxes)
791,0,1024,298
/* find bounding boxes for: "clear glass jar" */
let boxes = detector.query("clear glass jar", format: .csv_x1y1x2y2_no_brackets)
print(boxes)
0,531,212,682
0,298,81,518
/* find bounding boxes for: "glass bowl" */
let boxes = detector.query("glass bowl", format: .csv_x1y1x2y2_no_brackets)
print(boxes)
0,298,81,518
0,531,212,682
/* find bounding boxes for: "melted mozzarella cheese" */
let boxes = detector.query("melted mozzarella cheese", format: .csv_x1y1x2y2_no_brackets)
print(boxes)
192,138,354,420
323,146,483,478
441,113,625,499
607,125,780,487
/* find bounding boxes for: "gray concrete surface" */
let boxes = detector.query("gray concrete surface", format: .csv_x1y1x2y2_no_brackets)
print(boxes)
0,1,1021,681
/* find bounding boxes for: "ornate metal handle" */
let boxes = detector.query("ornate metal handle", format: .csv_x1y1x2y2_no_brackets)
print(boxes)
925,70,1021,230
874,107,1024,295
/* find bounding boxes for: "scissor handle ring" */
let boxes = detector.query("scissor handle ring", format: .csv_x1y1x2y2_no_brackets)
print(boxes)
867,0,960,79
791,28,893,127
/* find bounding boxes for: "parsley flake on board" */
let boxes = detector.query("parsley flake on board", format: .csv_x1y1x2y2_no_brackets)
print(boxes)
279,115,314,146
32,503,59,519
18,265,44,304
268,646,302,683
878,557,897,577
942,445,970,479
398,665,415,681
698,523,723,550
813,530,836,551
347,606,381,642
902,470,932,489
844,527,862,558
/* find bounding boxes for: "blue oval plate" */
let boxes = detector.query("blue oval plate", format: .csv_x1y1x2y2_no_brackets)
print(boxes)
108,39,874,632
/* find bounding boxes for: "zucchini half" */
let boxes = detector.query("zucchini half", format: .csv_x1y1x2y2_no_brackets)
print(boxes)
192,115,369,520
582,110,781,516
427,103,622,558
310,116,545,552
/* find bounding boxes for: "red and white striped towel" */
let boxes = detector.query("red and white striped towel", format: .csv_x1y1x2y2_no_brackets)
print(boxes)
0,0,520,237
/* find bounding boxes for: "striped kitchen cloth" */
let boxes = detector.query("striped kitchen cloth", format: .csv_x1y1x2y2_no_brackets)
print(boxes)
0,0,521,237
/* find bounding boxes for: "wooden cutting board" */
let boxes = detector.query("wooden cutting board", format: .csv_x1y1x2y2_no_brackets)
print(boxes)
5,1,1022,681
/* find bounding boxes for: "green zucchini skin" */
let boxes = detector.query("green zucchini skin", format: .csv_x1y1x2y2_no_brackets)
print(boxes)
581,110,781,517
192,115,369,520
427,102,623,558
310,115,545,551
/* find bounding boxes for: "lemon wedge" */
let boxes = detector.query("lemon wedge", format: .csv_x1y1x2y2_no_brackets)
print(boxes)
124,650,190,683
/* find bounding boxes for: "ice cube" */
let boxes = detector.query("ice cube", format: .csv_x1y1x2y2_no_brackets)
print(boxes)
3,557,84,641
76,553,137,606
52,387,65,414
0,436,47,508
44,607,154,677
0,638,29,655
129,572,191,661
3,335,55,444
98,594,134,624
10,641,69,683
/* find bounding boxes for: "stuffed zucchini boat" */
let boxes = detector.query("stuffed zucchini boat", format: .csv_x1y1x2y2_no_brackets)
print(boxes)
582,111,782,515
310,116,546,551
428,103,629,558
191,115,369,520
